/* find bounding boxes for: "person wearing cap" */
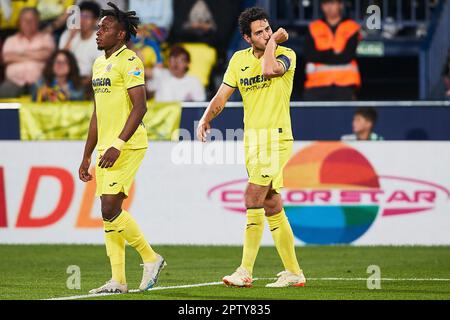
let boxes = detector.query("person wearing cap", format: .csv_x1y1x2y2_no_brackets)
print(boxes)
302,0,361,101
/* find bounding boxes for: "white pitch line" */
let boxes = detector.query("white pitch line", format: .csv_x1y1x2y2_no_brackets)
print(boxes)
45,277,450,301
307,277,450,281
259,277,450,282
46,281,224,300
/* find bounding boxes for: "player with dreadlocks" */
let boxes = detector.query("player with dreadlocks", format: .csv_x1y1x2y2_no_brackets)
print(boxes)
79,2,166,294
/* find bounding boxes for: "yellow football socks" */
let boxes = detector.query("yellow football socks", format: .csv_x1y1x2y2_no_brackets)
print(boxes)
240,208,265,275
113,210,158,263
103,220,126,284
267,210,302,275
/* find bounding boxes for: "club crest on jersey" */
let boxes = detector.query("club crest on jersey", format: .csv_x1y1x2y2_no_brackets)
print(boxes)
128,67,142,76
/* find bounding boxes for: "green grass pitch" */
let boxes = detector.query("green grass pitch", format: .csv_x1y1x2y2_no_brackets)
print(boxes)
1,245,449,300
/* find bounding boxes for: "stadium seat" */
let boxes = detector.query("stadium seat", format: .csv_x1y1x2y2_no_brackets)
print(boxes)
180,42,218,87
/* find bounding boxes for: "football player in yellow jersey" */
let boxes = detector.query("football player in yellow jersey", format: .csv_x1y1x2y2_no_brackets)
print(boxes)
197,7,306,288
78,2,165,294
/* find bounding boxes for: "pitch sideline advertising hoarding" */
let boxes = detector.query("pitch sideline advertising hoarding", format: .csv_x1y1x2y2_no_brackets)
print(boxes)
0,141,449,245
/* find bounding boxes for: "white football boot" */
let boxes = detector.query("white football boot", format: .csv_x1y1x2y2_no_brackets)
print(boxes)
265,270,306,288
89,279,128,294
222,266,253,287
139,254,167,291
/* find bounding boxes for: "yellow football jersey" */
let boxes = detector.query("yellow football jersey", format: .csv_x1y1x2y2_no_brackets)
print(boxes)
223,46,296,146
92,45,148,151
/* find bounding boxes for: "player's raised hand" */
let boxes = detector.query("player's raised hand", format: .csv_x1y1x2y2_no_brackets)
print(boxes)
272,28,289,44
197,119,211,142
79,157,93,182
98,147,120,168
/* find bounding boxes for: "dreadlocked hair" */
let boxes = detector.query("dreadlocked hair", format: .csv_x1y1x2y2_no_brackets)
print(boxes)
101,2,139,41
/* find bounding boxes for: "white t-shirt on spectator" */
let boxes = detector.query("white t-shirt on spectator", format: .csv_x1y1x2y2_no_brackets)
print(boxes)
59,30,102,77
149,68,206,102
128,0,173,30
76,0,127,10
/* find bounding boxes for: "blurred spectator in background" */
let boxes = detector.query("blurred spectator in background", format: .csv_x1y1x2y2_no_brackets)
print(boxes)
341,107,384,141
128,29,163,73
170,0,240,52
76,0,126,10
168,0,240,94
443,51,450,100
179,0,217,41
303,0,361,101
129,0,173,32
32,49,84,102
147,45,205,102
128,0,174,72
59,1,101,92
0,8,55,98
39,0,74,36
0,0,36,35
168,0,217,90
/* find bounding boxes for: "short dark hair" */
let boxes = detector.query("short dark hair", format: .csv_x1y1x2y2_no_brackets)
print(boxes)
80,1,101,19
101,2,139,42
238,7,270,37
169,45,190,63
354,107,378,125
20,7,39,19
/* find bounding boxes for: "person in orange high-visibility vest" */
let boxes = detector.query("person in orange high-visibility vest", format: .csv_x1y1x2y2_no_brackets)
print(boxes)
302,0,361,101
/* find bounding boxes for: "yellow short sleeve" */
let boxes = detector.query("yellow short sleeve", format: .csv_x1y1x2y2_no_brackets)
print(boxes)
122,55,145,89
223,54,238,88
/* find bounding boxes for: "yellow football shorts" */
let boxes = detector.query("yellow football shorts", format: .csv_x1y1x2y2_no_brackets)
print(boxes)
95,148,147,197
245,139,293,193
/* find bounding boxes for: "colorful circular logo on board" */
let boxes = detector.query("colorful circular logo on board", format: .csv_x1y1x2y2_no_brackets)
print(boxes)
207,142,450,245
283,142,380,244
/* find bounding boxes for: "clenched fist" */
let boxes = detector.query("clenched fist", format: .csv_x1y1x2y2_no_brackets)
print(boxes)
272,28,289,44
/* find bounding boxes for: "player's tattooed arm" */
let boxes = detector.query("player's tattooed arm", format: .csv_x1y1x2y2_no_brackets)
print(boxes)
197,83,235,142
211,104,225,118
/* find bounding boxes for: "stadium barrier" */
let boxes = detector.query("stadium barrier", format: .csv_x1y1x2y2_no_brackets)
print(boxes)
0,101,182,141
1,140,449,245
1,101,450,141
